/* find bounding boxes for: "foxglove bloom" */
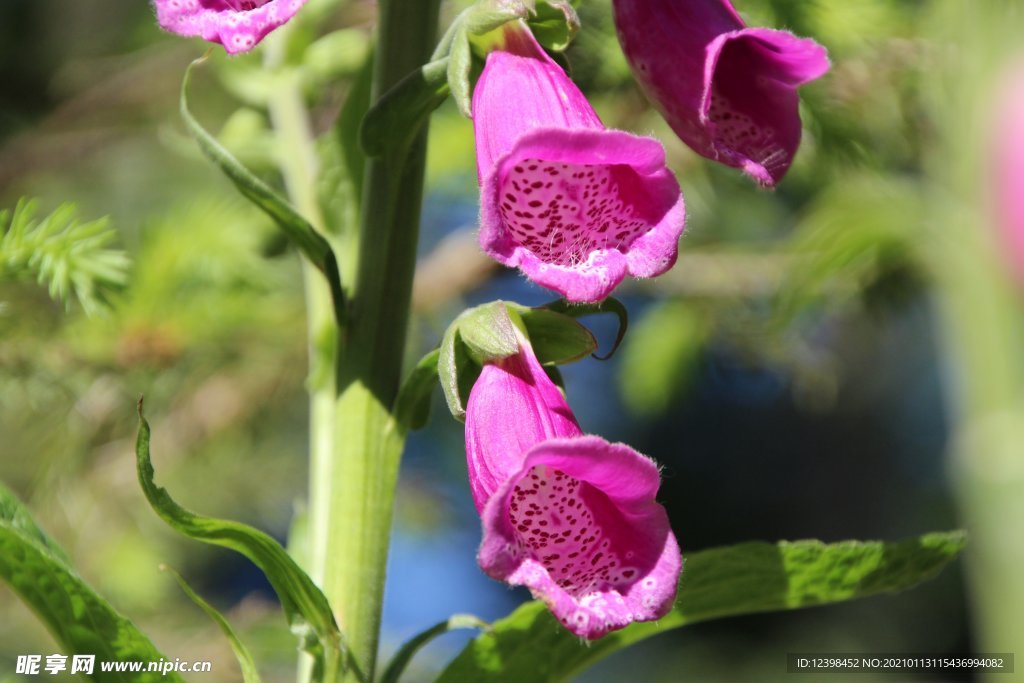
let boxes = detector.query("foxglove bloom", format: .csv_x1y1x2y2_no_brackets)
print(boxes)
473,26,686,303
613,0,830,186
153,0,307,54
466,336,681,639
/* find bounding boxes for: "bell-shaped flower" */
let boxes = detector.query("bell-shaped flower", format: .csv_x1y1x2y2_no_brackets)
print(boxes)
472,24,686,303
612,0,830,186
153,0,307,54
465,335,681,639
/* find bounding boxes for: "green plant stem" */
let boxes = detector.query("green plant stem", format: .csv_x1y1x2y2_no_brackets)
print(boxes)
316,1,441,680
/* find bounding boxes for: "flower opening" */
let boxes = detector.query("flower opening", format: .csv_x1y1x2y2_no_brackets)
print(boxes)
465,335,681,638
473,25,686,303
612,0,830,186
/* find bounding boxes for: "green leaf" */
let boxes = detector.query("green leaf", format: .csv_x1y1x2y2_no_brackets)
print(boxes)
542,297,629,360
512,306,597,365
360,58,451,157
134,402,353,683
0,198,129,315
180,58,346,327
0,481,183,682
378,614,488,683
163,566,261,683
393,348,441,431
319,47,374,241
437,532,967,683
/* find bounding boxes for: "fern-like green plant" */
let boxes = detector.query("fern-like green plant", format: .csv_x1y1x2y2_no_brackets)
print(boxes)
0,198,130,315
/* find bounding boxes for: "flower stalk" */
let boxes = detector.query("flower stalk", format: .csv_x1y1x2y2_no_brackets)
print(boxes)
315,0,442,680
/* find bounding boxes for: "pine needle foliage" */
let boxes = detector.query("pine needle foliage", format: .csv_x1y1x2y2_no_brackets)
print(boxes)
0,198,130,315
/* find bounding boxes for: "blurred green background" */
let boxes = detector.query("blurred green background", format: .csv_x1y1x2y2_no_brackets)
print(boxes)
2,0,1022,681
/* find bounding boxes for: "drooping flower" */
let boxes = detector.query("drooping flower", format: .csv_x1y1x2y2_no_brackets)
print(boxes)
465,334,681,639
991,61,1024,284
153,0,307,54
612,0,830,186
472,24,686,303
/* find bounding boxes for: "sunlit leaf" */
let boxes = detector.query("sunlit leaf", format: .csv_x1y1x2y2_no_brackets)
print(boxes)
438,532,966,682
134,403,352,683
180,58,346,327
0,481,182,682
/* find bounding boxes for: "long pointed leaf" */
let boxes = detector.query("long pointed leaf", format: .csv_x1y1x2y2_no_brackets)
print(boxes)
180,58,346,326
134,401,353,682
0,482,183,682
163,566,261,683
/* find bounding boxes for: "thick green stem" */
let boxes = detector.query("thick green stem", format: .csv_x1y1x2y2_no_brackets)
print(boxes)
317,1,442,680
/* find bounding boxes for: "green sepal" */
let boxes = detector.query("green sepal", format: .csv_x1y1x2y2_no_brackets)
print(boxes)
436,1,530,117
134,401,353,683
437,301,520,422
0,481,183,682
433,0,581,116
447,27,474,117
541,297,629,360
438,324,482,423
527,0,581,52
458,301,521,364
163,566,261,683
437,300,602,420
379,614,489,683
437,531,967,683
511,305,598,365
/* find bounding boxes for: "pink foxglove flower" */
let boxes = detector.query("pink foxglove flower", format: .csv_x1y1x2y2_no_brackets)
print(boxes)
466,335,681,639
153,0,307,54
612,0,830,186
473,25,686,303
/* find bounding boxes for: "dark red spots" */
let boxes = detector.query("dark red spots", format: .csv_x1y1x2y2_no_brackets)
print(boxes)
506,465,624,597
498,158,653,266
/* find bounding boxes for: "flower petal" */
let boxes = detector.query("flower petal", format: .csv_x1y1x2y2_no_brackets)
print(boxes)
480,128,685,302
612,0,829,186
478,436,681,639
465,338,582,512
153,0,308,54
703,28,830,185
